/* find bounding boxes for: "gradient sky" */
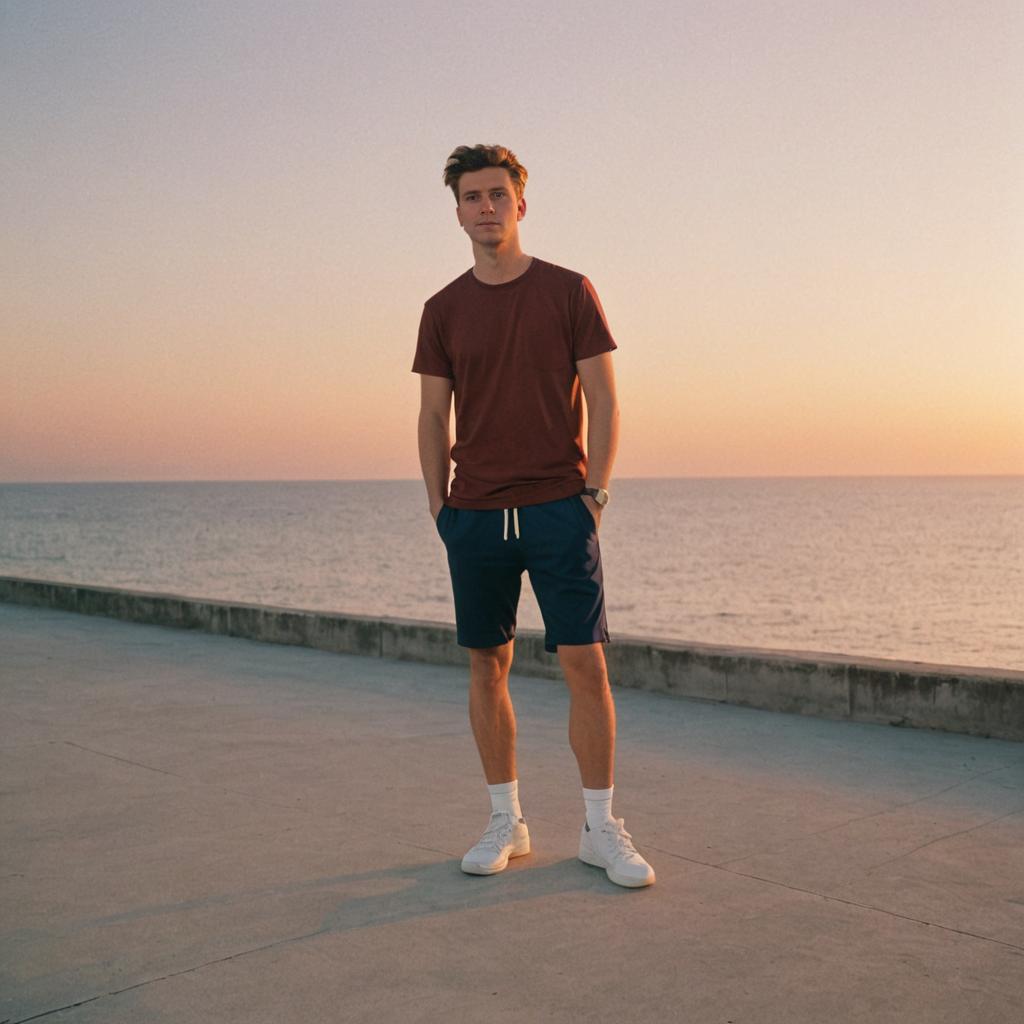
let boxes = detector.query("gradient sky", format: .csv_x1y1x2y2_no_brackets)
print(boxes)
2,0,1022,482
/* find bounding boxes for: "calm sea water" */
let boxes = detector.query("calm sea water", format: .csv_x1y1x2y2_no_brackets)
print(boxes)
0,478,1020,671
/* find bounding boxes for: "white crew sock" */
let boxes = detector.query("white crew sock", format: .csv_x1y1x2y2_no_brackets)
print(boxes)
488,779,523,820
583,785,615,829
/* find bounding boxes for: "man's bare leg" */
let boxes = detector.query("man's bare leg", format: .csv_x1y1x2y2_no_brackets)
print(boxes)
557,642,615,789
461,641,530,875
559,642,654,886
468,641,517,783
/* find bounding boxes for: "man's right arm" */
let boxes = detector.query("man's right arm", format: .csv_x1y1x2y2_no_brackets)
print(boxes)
417,373,454,521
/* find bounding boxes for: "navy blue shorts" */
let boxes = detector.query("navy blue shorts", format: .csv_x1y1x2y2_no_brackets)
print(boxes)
435,493,610,654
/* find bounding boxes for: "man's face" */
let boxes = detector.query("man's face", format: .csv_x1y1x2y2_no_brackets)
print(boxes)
456,167,525,247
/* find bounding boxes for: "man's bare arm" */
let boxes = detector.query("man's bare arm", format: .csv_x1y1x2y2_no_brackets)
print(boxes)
576,352,620,498
417,373,454,519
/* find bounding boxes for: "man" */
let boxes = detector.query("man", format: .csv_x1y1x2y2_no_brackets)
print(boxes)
412,144,654,888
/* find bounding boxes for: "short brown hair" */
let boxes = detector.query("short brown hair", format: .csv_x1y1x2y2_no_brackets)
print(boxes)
443,144,528,204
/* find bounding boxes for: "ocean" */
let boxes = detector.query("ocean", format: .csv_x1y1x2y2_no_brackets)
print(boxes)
0,477,1020,672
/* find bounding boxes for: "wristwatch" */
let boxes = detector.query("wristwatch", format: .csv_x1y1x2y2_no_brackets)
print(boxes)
583,487,610,507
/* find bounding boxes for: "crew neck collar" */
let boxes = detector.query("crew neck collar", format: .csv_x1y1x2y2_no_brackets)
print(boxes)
469,256,537,289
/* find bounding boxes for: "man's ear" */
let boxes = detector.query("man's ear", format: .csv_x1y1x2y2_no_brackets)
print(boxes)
517,196,527,221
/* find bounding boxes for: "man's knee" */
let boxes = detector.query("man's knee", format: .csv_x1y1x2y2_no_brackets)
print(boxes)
469,641,514,686
557,642,609,692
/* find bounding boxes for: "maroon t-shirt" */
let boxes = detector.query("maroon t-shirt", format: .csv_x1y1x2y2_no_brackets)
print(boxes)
412,257,617,509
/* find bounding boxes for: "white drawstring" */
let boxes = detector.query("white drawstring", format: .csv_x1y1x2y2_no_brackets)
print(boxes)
502,507,520,541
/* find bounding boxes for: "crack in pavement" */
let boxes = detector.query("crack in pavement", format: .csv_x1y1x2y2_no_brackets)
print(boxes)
7,926,331,1023
865,804,1024,871
62,741,183,778
58,738,461,856
646,843,1024,954
714,761,1024,869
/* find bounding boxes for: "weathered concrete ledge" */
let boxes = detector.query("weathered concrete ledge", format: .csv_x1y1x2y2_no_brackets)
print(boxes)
1,575,1021,742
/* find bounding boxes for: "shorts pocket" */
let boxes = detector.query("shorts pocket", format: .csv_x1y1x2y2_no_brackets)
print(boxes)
574,494,597,531
435,505,449,536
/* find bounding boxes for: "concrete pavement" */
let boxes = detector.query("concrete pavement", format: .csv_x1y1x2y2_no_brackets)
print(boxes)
1,603,1022,1023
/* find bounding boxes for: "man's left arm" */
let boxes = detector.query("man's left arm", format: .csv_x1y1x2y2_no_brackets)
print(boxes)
576,351,620,526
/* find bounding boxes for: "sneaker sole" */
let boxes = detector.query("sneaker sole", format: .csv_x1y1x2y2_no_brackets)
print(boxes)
461,838,531,875
578,845,656,888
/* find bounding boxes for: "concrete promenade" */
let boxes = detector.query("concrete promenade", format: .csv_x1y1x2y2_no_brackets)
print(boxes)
1,603,1022,1023
4,575,1022,742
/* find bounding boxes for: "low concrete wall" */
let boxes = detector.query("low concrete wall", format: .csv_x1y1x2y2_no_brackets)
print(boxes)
2,575,1021,742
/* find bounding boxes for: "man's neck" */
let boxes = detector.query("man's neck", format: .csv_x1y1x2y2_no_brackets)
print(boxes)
471,246,533,285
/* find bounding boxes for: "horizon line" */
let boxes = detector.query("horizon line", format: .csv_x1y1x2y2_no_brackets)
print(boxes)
2,473,1022,486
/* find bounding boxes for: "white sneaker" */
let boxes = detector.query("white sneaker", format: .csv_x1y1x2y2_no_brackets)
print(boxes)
578,817,656,888
461,811,531,875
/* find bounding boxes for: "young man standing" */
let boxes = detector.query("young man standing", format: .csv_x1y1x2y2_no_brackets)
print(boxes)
412,144,655,888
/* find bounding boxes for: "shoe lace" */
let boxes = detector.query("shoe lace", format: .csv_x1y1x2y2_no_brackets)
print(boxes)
600,818,641,858
478,812,517,852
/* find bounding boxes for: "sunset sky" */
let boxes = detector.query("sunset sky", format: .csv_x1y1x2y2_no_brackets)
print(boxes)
2,1,1022,483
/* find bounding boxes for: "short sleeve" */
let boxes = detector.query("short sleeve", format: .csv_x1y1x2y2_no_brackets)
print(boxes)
411,302,454,378
571,276,618,362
